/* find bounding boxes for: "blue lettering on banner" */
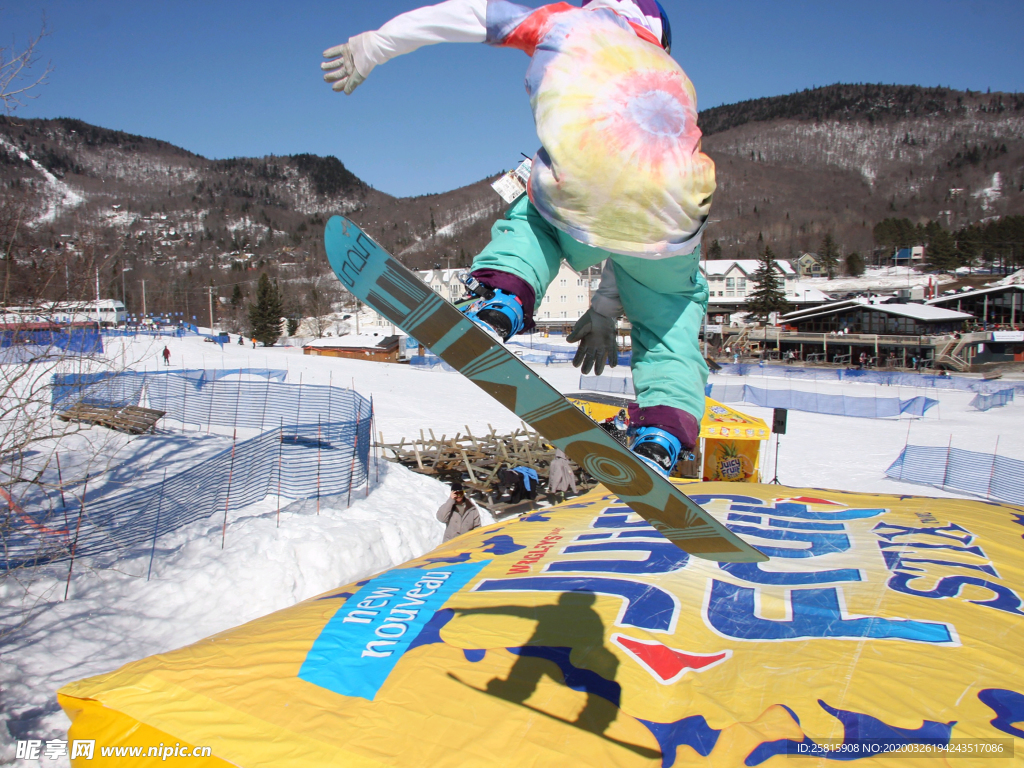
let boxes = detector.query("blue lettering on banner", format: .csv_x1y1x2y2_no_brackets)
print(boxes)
724,524,850,559
475,575,679,633
545,540,690,575
719,562,863,586
705,581,955,643
732,503,888,521
299,561,489,700
873,522,974,545
886,572,1024,616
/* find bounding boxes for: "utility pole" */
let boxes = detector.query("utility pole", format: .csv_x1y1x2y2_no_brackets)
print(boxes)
141,280,147,317
95,268,101,324
208,285,215,332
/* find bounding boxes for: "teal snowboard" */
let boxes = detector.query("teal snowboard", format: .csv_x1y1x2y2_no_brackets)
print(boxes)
324,216,766,564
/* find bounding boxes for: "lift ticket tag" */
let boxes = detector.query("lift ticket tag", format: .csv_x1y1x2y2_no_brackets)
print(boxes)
491,158,532,204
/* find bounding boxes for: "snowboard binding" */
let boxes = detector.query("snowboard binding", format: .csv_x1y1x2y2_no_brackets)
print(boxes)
459,274,524,342
630,426,683,476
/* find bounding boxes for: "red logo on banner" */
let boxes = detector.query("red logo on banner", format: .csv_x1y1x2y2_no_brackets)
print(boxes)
612,634,731,684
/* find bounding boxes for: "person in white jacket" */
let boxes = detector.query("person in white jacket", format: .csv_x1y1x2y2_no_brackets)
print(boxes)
323,0,712,476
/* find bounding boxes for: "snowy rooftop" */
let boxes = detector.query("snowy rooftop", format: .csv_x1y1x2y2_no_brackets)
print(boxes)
418,269,463,284
701,259,796,277
926,283,1024,305
783,299,972,323
303,334,399,349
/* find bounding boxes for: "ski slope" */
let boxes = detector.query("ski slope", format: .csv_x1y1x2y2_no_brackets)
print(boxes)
2,332,1023,765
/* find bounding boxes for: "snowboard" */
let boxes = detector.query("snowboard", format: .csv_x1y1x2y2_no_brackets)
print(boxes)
324,215,766,564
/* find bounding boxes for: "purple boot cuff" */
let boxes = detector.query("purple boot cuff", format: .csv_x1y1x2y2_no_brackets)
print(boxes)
627,404,700,451
470,269,537,333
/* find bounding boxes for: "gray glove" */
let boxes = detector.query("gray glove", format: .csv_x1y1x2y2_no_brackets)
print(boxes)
567,308,618,376
322,42,367,95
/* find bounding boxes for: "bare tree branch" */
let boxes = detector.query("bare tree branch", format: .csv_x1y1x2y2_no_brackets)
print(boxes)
0,16,52,115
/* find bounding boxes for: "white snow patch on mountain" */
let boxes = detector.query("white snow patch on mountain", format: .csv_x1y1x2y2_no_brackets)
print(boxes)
0,136,85,224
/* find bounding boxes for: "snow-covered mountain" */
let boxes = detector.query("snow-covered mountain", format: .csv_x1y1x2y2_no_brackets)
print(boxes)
0,83,1021,274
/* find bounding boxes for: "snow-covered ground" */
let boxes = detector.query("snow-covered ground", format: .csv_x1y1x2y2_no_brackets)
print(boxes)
796,266,955,294
2,332,1023,764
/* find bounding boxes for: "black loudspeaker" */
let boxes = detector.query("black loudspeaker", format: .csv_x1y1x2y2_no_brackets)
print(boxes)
772,408,788,435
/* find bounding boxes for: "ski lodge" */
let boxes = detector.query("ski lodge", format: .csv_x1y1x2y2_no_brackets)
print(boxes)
302,334,401,363
750,299,974,368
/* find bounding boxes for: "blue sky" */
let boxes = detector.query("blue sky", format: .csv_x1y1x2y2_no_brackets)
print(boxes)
5,0,1023,197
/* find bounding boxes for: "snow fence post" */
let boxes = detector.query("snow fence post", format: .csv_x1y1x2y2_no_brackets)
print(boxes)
147,470,168,581
941,434,953,490
221,429,238,550
986,436,1000,499
347,408,361,508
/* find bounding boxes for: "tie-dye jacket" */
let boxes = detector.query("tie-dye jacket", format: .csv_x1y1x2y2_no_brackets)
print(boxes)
348,0,716,258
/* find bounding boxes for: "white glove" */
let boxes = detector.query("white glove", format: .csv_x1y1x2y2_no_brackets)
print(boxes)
567,308,619,376
322,42,368,95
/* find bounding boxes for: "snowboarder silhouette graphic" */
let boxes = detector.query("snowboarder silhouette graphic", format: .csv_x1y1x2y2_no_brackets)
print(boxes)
455,592,620,735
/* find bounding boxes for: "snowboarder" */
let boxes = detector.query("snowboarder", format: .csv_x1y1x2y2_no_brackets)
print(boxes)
162,346,171,366
322,0,713,477
436,481,482,542
547,448,577,501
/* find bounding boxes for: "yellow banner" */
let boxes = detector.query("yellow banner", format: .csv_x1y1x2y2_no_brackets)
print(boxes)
60,484,1024,767
702,439,761,482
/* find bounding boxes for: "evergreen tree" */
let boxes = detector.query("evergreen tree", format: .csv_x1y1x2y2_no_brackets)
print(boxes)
925,227,958,272
818,233,840,279
706,239,723,260
746,246,790,323
845,252,865,277
248,273,283,346
230,284,243,307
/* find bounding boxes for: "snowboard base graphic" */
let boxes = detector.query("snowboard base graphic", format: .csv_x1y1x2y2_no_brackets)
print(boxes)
324,216,765,563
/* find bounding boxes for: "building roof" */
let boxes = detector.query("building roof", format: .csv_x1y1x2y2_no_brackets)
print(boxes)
782,298,972,324
926,283,1024,306
701,259,796,277
303,334,399,350
418,269,463,284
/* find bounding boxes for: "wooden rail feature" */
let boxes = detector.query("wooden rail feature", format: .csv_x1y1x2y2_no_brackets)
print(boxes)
376,424,594,513
58,404,166,435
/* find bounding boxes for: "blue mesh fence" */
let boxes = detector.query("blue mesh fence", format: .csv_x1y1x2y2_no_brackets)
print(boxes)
885,445,1024,505
578,374,937,418
969,389,1016,411
7,373,376,569
580,375,635,396
0,328,102,354
410,349,629,369
52,369,288,411
715,363,1024,395
707,383,938,419
3,416,372,570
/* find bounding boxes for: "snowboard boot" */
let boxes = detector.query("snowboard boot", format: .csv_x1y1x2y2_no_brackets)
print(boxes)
630,426,683,477
462,285,525,342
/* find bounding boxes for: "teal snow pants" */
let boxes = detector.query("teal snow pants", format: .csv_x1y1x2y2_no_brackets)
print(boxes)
472,196,709,425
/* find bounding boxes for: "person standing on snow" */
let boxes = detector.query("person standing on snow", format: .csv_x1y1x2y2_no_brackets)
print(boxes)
436,481,483,542
162,346,171,366
323,0,714,476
